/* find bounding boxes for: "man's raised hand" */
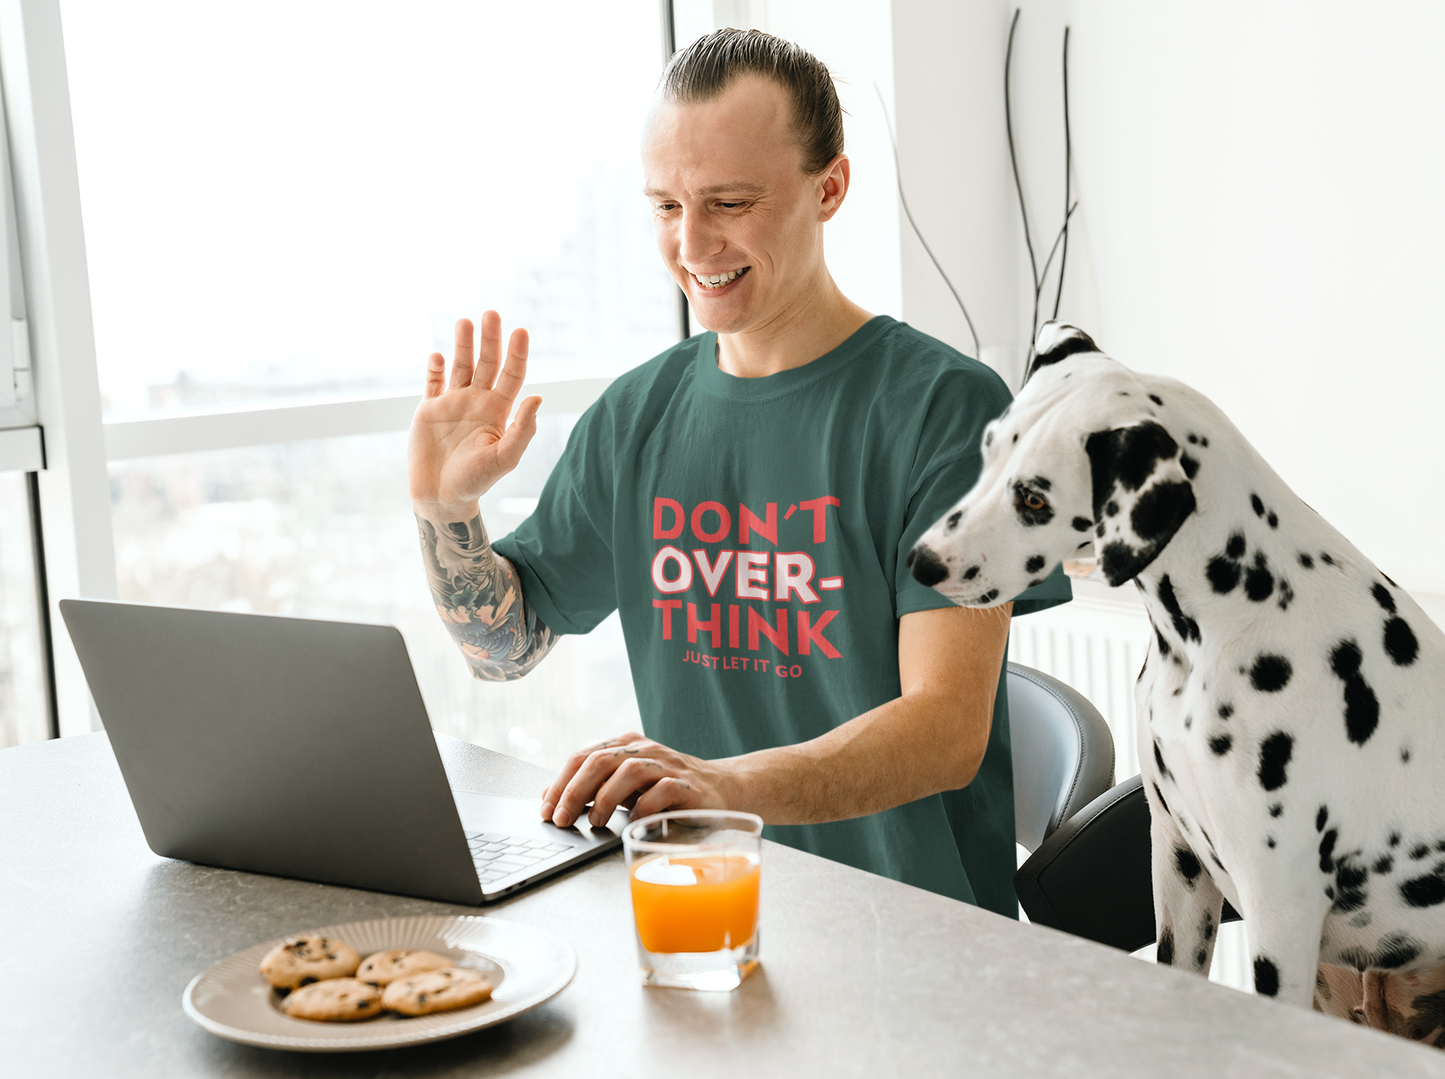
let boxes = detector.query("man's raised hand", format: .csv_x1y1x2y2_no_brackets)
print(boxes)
408,313,541,518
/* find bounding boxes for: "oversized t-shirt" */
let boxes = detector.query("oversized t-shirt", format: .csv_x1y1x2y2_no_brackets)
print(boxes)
493,315,1070,915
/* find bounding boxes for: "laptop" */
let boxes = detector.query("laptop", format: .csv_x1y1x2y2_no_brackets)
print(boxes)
59,598,628,905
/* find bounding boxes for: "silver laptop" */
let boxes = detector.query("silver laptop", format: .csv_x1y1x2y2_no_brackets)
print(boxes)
59,598,626,905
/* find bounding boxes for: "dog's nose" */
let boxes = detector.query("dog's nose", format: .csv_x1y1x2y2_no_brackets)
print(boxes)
909,545,949,586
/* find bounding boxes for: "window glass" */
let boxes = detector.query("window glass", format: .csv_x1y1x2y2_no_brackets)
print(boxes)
108,422,640,767
61,1,677,417
0,472,46,748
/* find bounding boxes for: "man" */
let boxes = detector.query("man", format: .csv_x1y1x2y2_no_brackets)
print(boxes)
408,29,1068,915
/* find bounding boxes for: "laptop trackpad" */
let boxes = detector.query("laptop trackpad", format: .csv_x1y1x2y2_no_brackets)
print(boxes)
451,790,627,848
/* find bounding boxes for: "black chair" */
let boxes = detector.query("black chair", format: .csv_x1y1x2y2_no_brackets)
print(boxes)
1014,773,1241,952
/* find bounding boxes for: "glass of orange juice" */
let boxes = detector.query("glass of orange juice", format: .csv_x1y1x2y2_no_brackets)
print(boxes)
623,809,764,991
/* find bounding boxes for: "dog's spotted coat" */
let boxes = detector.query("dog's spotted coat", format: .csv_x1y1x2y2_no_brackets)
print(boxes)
909,323,1445,1042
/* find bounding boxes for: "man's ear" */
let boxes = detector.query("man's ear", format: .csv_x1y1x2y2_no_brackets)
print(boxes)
1085,421,1196,586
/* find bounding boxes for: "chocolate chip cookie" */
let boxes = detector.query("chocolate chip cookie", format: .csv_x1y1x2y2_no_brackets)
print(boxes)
258,935,361,989
279,977,383,1022
356,949,452,986
380,966,494,1016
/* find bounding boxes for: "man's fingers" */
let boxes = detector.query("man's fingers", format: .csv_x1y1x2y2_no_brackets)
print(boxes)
423,352,446,399
448,319,475,391
589,758,669,827
541,733,647,823
551,744,650,827
630,776,696,821
494,396,542,474
473,310,504,393
492,326,530,403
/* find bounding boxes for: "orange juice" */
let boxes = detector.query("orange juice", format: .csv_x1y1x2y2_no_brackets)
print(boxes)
630,852,760,954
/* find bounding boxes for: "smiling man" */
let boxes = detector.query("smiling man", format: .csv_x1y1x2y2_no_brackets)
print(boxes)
408,29,1069,914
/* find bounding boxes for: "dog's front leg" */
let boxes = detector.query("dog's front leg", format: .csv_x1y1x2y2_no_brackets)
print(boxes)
1150,814,1225,976
1233,877,1330,1008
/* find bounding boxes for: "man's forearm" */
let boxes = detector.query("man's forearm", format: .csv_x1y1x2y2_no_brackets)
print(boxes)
415,509,558,681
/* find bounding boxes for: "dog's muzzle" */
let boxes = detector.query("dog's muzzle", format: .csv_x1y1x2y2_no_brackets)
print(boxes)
907,544,949,587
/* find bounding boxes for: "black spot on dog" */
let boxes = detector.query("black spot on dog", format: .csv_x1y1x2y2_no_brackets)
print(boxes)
1269,803,1283,818
1029,327,1100,371
1149,394,1164,406
1155,629,1171,657
1131,482,1197,545
1187,433,1197,444
978,589,999,603
1181,454,1200,479
1152,782,1171,817
1319,829,1338,872
1254,957,1280,996
1175,846,1202,887
1025,554,1046,574
1402,748,1411,763
909,547,948,587
1156,575,1201,643
1389,832,1401,847
1219,703,1234,719
1333,856,1369,913
962,565,979,581
1258,732,1294,791
1268,512,1279,529
1316,806,1329,832
1207,556,1241,594
1012,433,1018,443
1030,476,1052,492
1384,617,1418,666
1251,494,1265,517
1209,735,1232,756
1225,533,1245,559
1374,934,1424,969
984,430,993,448
1195,947,1208,969
1086,422,1182,510
1027,578,1045,589
1013,482,1055,527
1267,837,1277,848
1372,583,1396,613
1277,580,1295,611
1411,845,1430,861
1329,640,1379,745
1154,740,1173,780
1158,927,1175,966
1321,553,1334,566
1250,655,1292,692
1245,552,1275,602
1374,855,1394,875
1298,553,1314,569
1105,500,1119,517
1201,912,1215,942
945,510,963,531
1071,516,1091,532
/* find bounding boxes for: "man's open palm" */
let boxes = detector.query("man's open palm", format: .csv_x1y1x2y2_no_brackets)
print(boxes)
408,313,542,515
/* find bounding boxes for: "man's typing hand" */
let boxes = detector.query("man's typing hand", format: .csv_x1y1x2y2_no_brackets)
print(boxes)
541,733,733,829
408,312,541,518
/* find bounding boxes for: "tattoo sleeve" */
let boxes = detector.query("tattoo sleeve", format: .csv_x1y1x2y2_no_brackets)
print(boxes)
416,512,559,682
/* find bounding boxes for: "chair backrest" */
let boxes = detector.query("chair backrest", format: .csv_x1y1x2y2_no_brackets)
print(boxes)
1013,774,1241,952
1007,663,1116,852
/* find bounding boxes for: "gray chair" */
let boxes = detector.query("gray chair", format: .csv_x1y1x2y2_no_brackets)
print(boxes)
1007,662,1117,853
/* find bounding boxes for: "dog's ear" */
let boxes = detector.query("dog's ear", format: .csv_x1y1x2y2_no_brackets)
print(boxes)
1024,321,1101,384
1085,420,1196,586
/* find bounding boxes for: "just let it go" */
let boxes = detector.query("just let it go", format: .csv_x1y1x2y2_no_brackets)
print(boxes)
681,650,807,679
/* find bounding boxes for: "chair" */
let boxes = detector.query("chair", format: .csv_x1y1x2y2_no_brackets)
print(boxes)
1007,662,1117,853
1014,773,1241,952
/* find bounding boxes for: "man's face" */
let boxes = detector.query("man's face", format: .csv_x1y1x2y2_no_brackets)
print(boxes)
642,76,845,336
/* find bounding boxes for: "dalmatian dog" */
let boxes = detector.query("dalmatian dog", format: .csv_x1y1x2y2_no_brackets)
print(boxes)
909,322,1445,1040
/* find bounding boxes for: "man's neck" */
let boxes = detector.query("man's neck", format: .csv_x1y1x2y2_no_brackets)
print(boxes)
714,273,873,379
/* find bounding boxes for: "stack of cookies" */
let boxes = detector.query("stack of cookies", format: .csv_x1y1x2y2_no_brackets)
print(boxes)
258,935,494,1023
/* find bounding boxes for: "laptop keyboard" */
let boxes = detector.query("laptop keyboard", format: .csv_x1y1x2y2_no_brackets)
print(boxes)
466,831,575,887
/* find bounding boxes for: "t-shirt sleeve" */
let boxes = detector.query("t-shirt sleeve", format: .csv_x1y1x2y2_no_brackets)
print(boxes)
491,405,619,636
893,367,1072,620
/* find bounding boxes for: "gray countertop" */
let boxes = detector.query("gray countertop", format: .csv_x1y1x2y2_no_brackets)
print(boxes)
3,731,1443,1078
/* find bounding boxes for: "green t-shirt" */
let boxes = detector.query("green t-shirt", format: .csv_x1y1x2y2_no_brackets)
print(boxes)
493,315,1070,914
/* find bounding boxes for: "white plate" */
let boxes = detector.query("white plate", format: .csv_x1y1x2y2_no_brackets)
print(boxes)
183,915,576,1052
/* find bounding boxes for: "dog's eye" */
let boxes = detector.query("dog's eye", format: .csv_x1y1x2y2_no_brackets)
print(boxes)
1024,492,1047,511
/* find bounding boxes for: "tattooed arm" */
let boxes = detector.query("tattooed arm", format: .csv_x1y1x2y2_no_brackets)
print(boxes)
416,512,558,681
409,313,553,679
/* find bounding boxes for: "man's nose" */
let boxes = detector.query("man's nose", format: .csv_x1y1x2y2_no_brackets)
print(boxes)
677,209,723,266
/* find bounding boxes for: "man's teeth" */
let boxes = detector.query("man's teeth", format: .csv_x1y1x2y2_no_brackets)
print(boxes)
694,268,746,289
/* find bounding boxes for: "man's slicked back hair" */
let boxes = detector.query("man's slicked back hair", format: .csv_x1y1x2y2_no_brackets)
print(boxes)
660,28,844,175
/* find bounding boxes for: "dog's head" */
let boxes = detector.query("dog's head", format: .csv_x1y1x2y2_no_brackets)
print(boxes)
907,323,1198,605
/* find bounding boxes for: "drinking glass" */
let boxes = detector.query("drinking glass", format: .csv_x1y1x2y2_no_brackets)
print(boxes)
623,809,764,991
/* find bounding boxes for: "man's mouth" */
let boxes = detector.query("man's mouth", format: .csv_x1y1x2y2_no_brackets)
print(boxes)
690,266,750,290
